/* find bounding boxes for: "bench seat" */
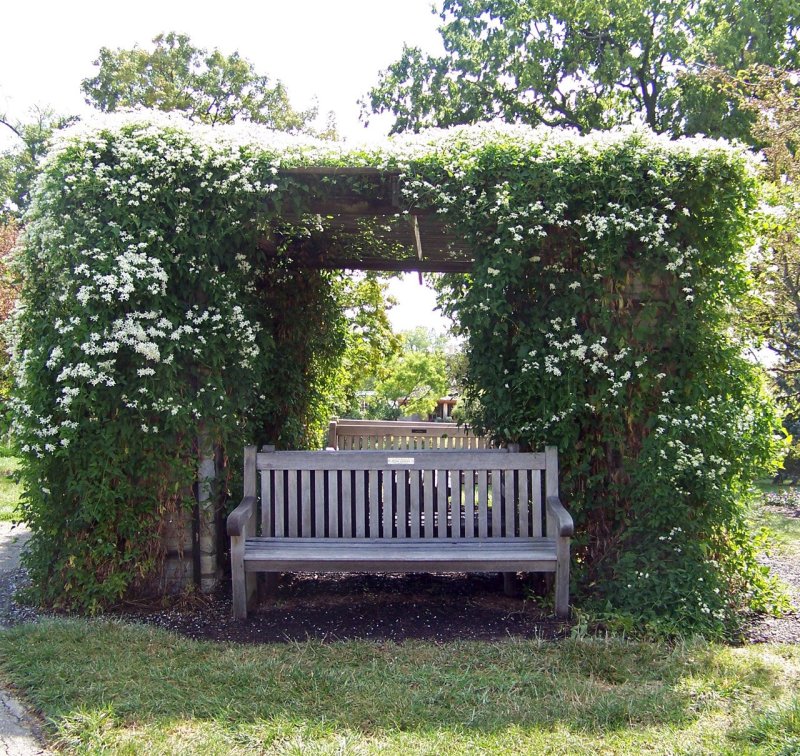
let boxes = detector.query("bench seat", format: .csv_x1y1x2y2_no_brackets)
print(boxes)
241,537,559,572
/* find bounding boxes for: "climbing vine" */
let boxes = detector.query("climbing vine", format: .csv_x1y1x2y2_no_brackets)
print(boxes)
8,115,786,630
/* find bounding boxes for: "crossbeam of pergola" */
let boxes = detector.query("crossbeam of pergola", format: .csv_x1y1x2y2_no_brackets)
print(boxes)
259,167,475,273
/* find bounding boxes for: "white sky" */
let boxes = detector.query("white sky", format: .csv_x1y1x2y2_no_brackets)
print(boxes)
0,0,452,333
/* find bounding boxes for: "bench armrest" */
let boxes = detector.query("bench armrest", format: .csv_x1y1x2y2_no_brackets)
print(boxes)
546,495,574,537
227,496,257,537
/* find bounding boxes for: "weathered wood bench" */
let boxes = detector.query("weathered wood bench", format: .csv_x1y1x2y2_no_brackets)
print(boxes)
328,418,489,450
227,446,573,619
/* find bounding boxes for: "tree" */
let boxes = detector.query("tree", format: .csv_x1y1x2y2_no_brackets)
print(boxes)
364,0,800,139
0,107,74,217
329,274,401,419
715,68,800,372
82,31,319,132
360,329,450,419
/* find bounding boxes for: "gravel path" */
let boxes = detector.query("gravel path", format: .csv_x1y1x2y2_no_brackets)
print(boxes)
0,524,50,755
744,490,800,644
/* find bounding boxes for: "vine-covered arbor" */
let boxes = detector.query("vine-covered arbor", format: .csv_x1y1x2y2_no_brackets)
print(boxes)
9,114,785,632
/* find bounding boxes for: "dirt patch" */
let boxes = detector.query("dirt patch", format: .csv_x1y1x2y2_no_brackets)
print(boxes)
111,572,570,644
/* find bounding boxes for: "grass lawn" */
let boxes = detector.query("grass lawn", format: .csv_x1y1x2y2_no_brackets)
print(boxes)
0,451,20,522
753,483,800,557
0,620,799,755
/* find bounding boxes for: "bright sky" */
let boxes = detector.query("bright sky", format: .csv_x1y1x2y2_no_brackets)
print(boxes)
0,0,452,333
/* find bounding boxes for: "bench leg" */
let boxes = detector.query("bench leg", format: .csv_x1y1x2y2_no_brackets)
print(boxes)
258,572,280,601
555,536,570,619
503,572,519,597
231,535,256,619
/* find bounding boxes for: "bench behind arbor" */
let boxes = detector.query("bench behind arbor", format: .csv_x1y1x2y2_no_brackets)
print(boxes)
328,419,489,450
228,446,573,619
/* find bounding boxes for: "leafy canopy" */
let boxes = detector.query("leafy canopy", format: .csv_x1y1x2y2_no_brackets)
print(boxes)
0,107,74,217
372,328,450,419
82,32,318,132
365,0,800,139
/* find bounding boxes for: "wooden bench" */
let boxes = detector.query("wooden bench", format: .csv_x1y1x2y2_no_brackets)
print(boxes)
328,418,489,450
227,446,573,619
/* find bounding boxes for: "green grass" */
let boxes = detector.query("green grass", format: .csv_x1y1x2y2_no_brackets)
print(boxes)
0,453,20,522
0,620,799,754
752,484,800,557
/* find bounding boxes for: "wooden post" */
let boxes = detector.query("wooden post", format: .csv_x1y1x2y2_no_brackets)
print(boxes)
197,426,219,593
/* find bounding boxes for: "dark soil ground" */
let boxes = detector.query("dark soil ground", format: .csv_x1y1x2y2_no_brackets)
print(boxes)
114,571,571,643
1,494,798,644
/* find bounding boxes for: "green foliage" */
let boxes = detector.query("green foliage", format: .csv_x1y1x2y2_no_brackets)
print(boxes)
82,32,317,132
428,125,786,635
0,107,75,217
377,349,448,419
365,0,800,139
9,115,785,628
8,116,382,609
358,328,450,419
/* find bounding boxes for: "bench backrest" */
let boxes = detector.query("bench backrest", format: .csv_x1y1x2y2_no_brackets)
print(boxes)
246,447,558,541
327,419,489,450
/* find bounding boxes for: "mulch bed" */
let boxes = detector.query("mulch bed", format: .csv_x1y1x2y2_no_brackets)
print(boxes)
114,572,570,644
2,493,799,645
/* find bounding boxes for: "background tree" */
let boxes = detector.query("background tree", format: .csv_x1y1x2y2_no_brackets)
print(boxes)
1,107,74,217
699,65,800,476
364,0,799,139
82,31,320,132
359,328,451,419
328,274,401,420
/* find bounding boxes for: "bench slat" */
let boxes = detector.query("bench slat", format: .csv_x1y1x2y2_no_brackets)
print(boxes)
256,450,545,471
410,470,421,538
504,469,515,538
437,469,448,538
301,470,312,537
326,471,337,538
519,469,529,538
396,471,407,538
342,470,352,537
492,469,502,539
287,471,298,537
478,470,488,539
314,471,324,537
382,470,393,537
369,469,380,537
261,469,272,537
451,468,462,539
242,538,559,573
275,471,285,537
423,470,434,537
532,470,542,537
355,471,366,538
464,470,475,539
